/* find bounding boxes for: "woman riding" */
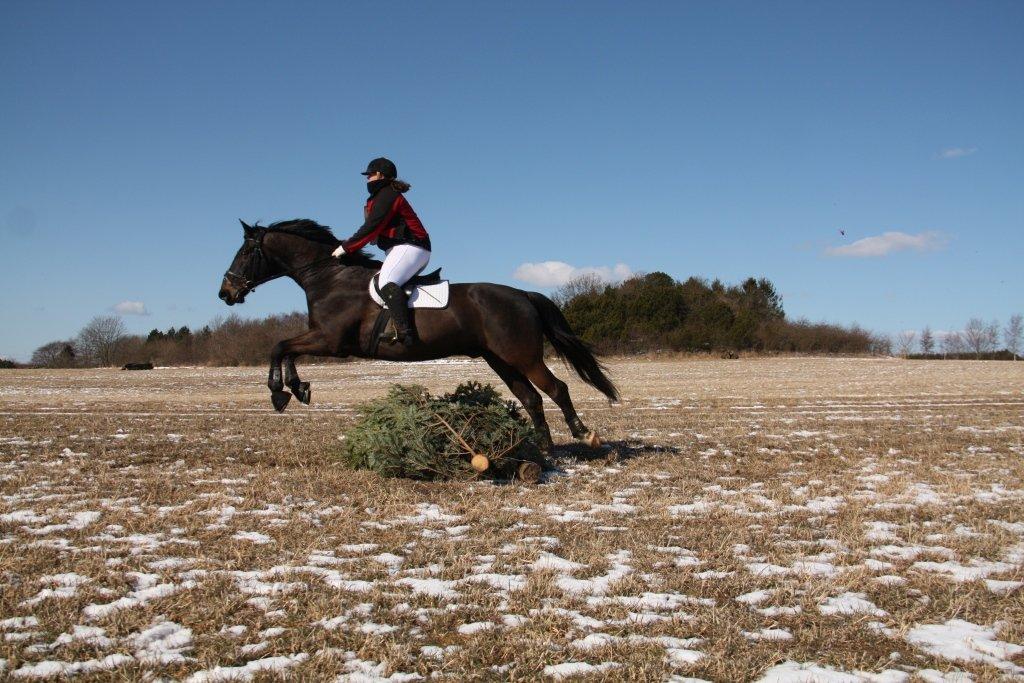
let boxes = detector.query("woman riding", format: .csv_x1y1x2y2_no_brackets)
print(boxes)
332,157,431,346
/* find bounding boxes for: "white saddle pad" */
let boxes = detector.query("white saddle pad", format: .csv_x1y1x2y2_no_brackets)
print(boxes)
369,275,450,309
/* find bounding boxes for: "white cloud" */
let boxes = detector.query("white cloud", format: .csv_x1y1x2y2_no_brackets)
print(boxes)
938,146,977,159
512,261,633,288
825,231,946,258
112,300,149,316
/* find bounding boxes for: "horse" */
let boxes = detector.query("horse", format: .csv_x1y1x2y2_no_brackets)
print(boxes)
217,219,618,456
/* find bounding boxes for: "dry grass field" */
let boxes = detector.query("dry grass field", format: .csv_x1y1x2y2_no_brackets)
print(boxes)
1,357,1022,682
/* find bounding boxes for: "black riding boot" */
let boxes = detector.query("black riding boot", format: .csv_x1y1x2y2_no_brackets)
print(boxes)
380,282,417,346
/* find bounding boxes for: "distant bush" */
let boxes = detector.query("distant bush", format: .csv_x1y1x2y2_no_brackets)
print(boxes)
557,273,881,355
0,358,17,369
907,351,1019,361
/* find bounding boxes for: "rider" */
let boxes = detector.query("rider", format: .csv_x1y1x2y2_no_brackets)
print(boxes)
332,157,431,346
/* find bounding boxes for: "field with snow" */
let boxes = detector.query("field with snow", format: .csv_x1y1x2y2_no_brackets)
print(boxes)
1,357,1022,681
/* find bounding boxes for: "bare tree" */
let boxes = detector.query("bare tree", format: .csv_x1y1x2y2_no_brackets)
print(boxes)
30,341,78,368
872,333,892,356
919,326,935,355
551,273,605,307
895,330,917,357
77,316,127,367
1006,314,1023,360
983,319,1001,354
942,331,965,357
963,318,988,357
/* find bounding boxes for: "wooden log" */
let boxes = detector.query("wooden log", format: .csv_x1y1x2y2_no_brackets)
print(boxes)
516,461,542,484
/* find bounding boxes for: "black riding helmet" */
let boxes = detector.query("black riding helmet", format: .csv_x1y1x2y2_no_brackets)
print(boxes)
360,157,397,179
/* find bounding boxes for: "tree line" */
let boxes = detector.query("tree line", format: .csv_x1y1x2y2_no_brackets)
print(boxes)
27,313,311,368
894,315,1022,360
553,272,887,354
14,274,1020,368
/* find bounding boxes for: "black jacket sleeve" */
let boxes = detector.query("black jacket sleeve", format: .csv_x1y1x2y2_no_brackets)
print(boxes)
344,187,398,250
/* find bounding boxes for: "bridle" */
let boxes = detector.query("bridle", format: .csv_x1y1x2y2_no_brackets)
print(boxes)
223,230,342,297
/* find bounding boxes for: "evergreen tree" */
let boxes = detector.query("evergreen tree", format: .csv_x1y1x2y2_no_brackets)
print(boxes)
338,382,543,481
559,272,875,354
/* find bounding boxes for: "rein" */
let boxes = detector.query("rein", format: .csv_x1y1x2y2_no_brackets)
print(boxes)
224,231,344,295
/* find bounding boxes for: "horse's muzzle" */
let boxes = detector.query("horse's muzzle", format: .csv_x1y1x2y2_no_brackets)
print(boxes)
218,278,246,306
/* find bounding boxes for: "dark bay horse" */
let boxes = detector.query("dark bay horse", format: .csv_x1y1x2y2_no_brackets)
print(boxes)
218,219,618,454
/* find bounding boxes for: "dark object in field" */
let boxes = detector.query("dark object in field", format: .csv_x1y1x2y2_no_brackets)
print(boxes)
722,351,739,359
217,219,615,454
337,382,545,482
122,362,154,371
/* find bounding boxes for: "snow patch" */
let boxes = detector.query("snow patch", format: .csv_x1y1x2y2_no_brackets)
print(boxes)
905,619,1023,674
185,654,309,682
818,592,887,617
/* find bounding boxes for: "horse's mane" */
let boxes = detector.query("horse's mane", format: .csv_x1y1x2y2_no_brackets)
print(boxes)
264,218,339,245
258,219,379,267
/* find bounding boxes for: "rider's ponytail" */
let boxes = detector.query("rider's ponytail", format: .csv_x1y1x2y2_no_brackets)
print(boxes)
391,179,411,193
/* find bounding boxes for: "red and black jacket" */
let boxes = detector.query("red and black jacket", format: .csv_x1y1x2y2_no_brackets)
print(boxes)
342,180,431,253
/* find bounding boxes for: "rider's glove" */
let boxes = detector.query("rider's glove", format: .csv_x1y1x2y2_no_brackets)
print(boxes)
331,243,348,258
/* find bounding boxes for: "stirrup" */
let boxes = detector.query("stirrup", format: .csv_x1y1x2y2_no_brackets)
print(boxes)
386,330,416,347
378,320,414,346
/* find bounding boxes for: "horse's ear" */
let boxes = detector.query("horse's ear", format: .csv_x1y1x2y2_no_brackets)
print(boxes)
239,219,255,237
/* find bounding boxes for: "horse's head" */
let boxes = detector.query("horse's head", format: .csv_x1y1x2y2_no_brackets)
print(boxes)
218,220,279,305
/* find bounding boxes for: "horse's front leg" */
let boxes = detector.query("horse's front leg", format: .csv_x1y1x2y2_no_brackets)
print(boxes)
283,356,310,404
268,341,291,412
268,331,328,411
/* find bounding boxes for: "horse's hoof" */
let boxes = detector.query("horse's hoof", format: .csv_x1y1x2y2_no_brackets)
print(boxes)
295,382,311,405
517,461,542,484
581,431,602,448
271,391,292,412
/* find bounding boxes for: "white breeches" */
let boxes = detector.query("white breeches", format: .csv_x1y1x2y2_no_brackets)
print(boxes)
378,244,431,287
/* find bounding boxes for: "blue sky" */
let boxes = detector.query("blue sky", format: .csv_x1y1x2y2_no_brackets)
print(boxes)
2,1,1022,360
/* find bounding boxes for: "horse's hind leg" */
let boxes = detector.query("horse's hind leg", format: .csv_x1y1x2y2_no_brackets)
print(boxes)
524,361,601,448
483,353,554,457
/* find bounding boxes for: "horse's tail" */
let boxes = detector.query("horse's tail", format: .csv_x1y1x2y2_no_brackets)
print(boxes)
526,291,619,402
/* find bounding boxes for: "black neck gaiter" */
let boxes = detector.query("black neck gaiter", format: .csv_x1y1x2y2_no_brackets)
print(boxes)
367,178,390,196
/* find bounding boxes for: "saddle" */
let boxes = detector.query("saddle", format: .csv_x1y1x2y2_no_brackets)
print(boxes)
366,268,450,356
408,268,443,287
368,268,450,310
